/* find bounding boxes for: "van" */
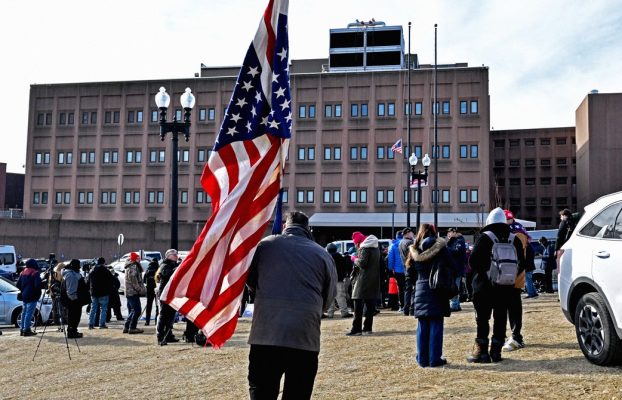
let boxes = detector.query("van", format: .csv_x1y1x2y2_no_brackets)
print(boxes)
0,245,18,273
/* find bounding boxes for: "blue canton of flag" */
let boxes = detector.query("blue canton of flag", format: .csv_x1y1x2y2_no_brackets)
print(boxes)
214,14,292,152
391,139,403,154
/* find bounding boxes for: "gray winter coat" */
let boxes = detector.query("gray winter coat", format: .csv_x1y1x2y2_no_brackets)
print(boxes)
351,235,381,300
247,224,337,352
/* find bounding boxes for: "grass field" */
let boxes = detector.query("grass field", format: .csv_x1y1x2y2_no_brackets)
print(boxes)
1,293,621,399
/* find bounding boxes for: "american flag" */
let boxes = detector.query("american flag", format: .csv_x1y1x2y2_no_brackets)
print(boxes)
161,0,291,348
391,139,403,154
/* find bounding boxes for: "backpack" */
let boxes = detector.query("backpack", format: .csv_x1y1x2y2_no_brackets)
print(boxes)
428,254,459,299
484,231,519,286
60,276,91,306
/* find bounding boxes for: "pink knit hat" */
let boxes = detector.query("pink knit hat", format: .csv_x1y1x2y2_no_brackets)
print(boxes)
352,231,366,246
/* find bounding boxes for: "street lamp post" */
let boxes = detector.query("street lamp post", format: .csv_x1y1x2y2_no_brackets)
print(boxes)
154,86,195,250
409,153,431,231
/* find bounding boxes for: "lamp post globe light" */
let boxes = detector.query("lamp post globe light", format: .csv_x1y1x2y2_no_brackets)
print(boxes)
154,86,195,250
409,153,431,232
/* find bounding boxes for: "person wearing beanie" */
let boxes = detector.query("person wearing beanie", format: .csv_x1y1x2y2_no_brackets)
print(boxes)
156,249,180,345
503,210,536,353
87,256,114,329
16,258,43,336
325,243,354,319
466,207,527,363
347,232,381,336
124,253,146,334
62,259,85,338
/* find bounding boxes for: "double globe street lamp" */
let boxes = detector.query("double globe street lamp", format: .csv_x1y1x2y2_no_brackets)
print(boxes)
408,153,431,231
154,86,196,250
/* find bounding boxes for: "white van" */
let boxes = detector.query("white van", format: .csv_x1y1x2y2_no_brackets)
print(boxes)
0,245,18,273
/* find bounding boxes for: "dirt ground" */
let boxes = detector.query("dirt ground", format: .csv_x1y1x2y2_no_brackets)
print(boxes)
1,294,621,400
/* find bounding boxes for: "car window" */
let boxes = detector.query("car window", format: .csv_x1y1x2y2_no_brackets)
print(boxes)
611,208,622,239
0,277,18,292
579,202,622,238
0,253,15,265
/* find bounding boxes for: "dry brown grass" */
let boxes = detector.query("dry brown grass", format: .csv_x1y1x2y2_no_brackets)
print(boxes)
1,294,621,400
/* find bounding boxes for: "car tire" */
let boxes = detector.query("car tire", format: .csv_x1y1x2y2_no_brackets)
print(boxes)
574,292,622,366
13,307,42,328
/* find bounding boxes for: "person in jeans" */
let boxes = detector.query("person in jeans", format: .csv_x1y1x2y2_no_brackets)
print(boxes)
123,253,146,334
446,228,467,312
467,208,526,363
347,231,381,336
410,224,454,367
247,211,336,400
88,257,113,329
398,228,415,315
16,258,43,336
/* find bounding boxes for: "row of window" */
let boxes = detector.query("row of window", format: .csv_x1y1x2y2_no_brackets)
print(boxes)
34,148,213,166
292,188,480,204
494,137,575,147
494,157,575,167
32,189,214,206
498,176,575,186
296,144,479,161
298,100,479,120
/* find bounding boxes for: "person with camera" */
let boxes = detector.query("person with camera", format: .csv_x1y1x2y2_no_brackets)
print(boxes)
16,258,43,336
123,253,146,334
156,249,180,345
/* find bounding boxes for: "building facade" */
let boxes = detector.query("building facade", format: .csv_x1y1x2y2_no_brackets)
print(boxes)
490,127,576,228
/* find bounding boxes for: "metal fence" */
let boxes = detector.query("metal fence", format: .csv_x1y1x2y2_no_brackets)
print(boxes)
0,209,24,219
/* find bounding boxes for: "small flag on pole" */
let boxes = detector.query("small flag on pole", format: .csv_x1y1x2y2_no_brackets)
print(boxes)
391,139,403,154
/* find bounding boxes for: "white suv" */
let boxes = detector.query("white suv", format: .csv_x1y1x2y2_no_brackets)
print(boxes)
558,191,622,366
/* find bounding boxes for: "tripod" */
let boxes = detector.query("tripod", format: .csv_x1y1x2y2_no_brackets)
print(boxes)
33,298,80,361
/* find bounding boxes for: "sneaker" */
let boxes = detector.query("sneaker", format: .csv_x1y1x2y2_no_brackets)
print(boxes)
22,330,37,337
502,338,523,352
128,328,144,334
345,331,362,336
122,328,129,334
166,336,180,343
362,330,373,336
88,325,95,330
524,294,539,299
99,325,108,329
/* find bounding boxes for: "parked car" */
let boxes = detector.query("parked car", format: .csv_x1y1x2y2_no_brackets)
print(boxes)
330,239,392,255
0,245,18,274
527,229,558,291
0,276,53,328
558,191,622,366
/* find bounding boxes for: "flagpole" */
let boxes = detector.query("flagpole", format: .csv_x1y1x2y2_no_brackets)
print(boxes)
406,21,412,229
433,23,439,230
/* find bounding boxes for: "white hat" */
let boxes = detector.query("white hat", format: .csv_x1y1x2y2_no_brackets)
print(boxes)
486,207,507,225
165,249,178,259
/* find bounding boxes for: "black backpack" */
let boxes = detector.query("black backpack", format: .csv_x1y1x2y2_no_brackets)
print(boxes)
428,252,459,299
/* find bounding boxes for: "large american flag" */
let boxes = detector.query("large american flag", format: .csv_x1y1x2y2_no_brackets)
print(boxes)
161,0,291,348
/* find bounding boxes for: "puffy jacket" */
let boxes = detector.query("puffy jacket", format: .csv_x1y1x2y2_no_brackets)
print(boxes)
62,269,81,301
124,261,146,297
145,260,159,291
16,267,42,303
387,238,405,274
351,235,381,300
88,264,114,297
329,251,353,281
446,234,467,277
410,237,452,318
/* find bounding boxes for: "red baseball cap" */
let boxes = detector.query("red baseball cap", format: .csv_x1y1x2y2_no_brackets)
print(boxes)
504,209,514,220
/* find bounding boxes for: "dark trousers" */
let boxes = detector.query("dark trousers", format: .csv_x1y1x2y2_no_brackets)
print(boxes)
145,287,156,324
472,286,512,343
403,274,415,315
465,271,474,300
157,302,176,341
124,295,141,330
416,317,444,367
66,300,82,333
507,288,523,342
248,344,318,400
352,299,376,333
395,272,406,309
544,266,554,293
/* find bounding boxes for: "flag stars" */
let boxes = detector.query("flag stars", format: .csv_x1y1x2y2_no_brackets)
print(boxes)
226,126,238,136
241,81,254,92
272,73,280,83
236,97,248,108
261,116,270,126
285,112,292,123
246,121,253,133
247,66,259,77
230,113,242,123
269,120,281,129
255,92,262,104
279,98,291,111
274,87,286,98
277,48,287,61
250,106,257,117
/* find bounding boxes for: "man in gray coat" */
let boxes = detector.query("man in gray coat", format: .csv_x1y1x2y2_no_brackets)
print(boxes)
347,232,381,336
246,211,337,400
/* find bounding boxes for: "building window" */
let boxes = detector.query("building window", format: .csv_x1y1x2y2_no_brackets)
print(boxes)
37,113,45,125
334,147,341,160
151,110,158,122
460,145,468,158
497,178,505,187
360,190,367,203
360,146,368,160
377,103,385,116
509,159,520,167
57,152,65,164
459,190,468,203
113,111,120,123
324,147,331,160
442,190,450,203
297,147,305,160
541,198,552,206
526,178,536,185
376,190,384,203
133,191,140,204
127,110,135,123
494,140,504,148
387,146,395,160
33,192,40,204
556,138,567,145
304,105,314,118
556,197,568,205
541,138,551,145
324,105,332,118
540,177,552,185
308,147,315,160
541,159,551,166
101,192,109,204
525,159,535,167
377,146,385,159
350,147,358,160
525,197,536,206
208,108,216,120
199,109,206,121
556,177,568,185
195,190,205,204
296,190,304,203
180,191,188,204
64,192,71,204
387,190,394,203
404,102,411,116
306,190,314,203
509,139,520,147
387,102,395,116
55,192,62,205
460,101,467,114
333,190,341,203
442,145,450,159
298,105,306,118
414,102,422,115
175,109,182,121
323,190,331,203
59,112,66,125
557,158,567,165
282,190,288,203
350,190,357,203
525,139,535,146
509,178,520,186
470,189,478,203
470,100,478,114
442,101,450,115
470,145,478,158
124,192,131,204
334,104,342,118
495,160,505,167
360,103,368,117
351,104,358,117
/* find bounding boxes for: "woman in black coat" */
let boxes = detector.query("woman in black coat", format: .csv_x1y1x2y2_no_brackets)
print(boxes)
409,223,453,367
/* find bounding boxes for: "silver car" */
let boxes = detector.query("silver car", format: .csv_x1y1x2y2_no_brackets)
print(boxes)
0,277,53,328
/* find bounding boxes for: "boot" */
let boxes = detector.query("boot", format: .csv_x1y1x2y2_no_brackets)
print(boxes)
466,338,491,363
490,338,504,362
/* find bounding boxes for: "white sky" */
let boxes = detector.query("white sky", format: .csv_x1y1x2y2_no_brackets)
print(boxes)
2,0,621,173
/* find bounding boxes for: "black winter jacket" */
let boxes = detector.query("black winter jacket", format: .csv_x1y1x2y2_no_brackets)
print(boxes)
468,223,526,295
156,259,178,295
88,264,114,297
330,252,353,281
410,237,452,318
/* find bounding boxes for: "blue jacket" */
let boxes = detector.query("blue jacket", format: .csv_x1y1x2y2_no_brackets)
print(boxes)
411,237,452,318
387,238,405,274
17,266,42,303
